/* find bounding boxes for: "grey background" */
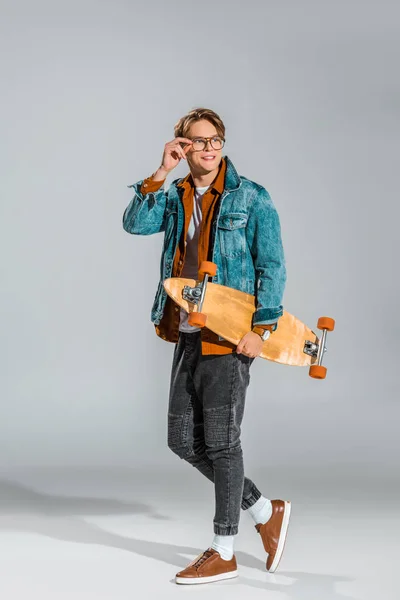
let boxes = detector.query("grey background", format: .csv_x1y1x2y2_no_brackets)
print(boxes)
1,0,399,479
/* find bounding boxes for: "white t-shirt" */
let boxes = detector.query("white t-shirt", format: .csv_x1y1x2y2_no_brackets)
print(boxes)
179,185,209,333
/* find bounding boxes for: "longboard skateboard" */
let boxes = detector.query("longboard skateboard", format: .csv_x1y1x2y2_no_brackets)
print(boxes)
164,261,335,379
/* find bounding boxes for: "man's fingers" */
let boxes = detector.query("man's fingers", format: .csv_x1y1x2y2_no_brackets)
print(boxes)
170,137,193,150
170,143,186,161
174,142,190,160
166,137,192,145
177,145,186,160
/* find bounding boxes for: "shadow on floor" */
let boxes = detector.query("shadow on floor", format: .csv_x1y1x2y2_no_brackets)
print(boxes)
0,478,359,598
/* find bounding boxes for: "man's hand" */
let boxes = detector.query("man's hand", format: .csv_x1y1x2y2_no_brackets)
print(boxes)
236,331,264,358
158,137,193,174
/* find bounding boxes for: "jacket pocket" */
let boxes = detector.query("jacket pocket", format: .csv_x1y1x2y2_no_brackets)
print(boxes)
217,213,248,258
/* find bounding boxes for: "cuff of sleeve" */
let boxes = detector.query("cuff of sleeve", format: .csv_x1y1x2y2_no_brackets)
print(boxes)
140,174,166,194
252,306,283,328
253,323,277,333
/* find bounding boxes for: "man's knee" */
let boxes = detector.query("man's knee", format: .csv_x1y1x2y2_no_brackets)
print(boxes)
206,441,243,463
168,441,193,460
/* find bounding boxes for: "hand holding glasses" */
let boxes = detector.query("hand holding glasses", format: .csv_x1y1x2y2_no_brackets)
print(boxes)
158,136,226,177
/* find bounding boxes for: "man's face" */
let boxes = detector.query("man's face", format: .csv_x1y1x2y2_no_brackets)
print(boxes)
183,119,223,174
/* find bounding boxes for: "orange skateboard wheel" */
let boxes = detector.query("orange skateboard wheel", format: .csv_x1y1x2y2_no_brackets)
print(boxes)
309,365,327,379
188,312,207,328
317,317,335,331
198,261,217,277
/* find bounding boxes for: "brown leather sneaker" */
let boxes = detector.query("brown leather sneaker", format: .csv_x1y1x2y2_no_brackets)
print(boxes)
255,499,291,573
175,547,238,585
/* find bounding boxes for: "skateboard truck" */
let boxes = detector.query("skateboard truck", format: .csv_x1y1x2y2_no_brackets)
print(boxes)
303,340,319,358
182,261,217,328
305,317,335,379
182,282,203,304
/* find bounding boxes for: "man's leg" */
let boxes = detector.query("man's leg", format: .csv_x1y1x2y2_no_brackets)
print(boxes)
167,331,261,512
169,331,291,580
193,347,257,537
167,331,215,480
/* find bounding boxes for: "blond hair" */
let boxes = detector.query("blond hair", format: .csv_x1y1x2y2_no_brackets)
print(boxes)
174,107,225,140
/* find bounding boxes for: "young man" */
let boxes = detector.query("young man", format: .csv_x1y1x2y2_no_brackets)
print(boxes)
123,108,291,585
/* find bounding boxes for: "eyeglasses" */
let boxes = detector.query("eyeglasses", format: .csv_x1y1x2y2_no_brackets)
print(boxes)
184,136,225,151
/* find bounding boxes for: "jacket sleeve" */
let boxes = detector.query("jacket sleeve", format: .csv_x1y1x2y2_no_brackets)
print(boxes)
122,175,168,236
246,186,287,330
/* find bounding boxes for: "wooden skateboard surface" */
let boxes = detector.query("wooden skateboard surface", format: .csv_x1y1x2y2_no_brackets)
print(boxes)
164,278,318,367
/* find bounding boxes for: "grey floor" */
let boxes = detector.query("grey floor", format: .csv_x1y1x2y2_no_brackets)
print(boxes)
0,465,398,599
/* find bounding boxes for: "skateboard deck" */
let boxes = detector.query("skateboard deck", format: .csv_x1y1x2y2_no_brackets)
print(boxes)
164,278,318,367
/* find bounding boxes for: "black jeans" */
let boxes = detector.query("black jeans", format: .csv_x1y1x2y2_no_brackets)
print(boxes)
167,331,262,535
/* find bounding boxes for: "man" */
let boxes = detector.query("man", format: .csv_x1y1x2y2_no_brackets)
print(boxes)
123,108,291,585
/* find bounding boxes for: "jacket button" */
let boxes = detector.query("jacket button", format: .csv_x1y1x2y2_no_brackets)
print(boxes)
175,306,179,312
143,183,148,187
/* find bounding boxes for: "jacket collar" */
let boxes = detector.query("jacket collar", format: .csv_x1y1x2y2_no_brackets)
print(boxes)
176,155,241,193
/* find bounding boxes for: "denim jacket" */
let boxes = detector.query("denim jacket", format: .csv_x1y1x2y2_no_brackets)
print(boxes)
123,155,287,329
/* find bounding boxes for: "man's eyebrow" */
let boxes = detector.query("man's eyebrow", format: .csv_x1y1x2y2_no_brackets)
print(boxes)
191,135,220,139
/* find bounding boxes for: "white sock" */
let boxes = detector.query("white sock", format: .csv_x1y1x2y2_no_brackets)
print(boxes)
246,495,273,525
211,534,235,561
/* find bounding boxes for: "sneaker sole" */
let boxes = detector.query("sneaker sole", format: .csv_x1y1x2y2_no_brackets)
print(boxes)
268,500,291,573
175,570,239,585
